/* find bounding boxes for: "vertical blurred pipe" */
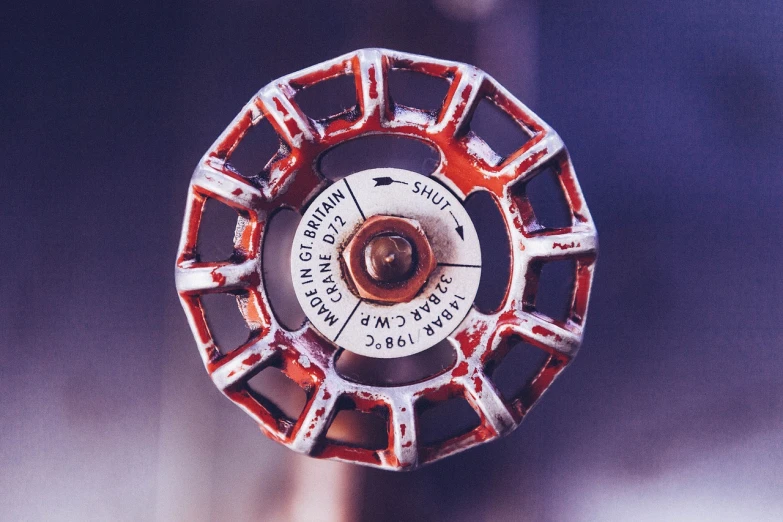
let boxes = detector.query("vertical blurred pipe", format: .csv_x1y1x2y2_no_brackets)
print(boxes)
154,306,219,522
475,0,539,108
286,459,359,522
433,0,539,110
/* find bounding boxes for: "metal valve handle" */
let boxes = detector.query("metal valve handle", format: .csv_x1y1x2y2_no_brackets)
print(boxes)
175,48,597,470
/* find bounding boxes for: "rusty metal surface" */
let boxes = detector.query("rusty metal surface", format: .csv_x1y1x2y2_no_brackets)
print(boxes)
175,48,598,470
342,215,436,304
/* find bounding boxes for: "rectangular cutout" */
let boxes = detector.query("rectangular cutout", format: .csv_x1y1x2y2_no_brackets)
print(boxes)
201,293,250,354
464,190,511,313
388,69,450,114
525,166,572,229
535,258,576,322
485,339,551,402
317,135,439,180
295,74,358,121
469,98,532,159
227,117,281,180
247,366,308,423
327,404,389,450
197,199,238,262
418,397,480,447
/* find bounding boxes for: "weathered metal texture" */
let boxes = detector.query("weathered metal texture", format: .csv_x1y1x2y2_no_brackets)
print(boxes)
175,49,598,470
342,215,436,304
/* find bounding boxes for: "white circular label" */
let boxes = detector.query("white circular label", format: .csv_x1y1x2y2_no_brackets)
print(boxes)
290,168,481,358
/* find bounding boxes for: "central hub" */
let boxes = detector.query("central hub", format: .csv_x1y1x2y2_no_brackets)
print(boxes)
342,215,436,304
364,235,414,283
290,168,481,359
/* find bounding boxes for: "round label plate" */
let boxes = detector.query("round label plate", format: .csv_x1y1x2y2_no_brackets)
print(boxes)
290,168,481,358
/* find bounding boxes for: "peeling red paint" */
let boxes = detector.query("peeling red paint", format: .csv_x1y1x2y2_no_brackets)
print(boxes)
452,361,469,378
531,325,554,338
455,321,488,359
273,97,288,116
553,241,579,250
242,353,262,366
368,66,378,100
473,375,483,393
272,97,302,139
210,268,226,286
451,83,472,126
231,188,243,196
559,165,584,212
531,325,562,342
516,147,547,176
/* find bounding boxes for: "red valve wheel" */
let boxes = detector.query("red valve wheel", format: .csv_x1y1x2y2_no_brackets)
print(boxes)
175,49,598,470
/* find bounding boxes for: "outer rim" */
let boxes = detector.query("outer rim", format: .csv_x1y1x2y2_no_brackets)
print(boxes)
175,48,598,470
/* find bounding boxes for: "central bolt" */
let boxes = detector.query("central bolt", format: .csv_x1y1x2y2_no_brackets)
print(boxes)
364,235,415,283
342,215,436,304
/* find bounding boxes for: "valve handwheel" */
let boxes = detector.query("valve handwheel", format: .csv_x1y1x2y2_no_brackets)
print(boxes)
175,49,598,470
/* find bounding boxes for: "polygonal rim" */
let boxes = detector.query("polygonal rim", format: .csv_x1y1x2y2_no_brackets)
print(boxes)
175,48,598,470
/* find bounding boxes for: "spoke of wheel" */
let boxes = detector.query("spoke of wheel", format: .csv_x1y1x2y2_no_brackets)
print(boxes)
511,312,581,357
389,396,418,469
257,84,316,149
255,84,327,207
523,226,598,259
210,339,277,391
498,130,565,185
355,49,388,124
191,162,264,211
263,162,326,212
175,258,258,294
290,381,340,455
178,293,219,366
210,100,259,161
459,369,517,436
432,66,484,137
450,308,498,361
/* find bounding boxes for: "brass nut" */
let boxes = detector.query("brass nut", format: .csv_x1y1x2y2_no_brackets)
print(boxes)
342,215,436,304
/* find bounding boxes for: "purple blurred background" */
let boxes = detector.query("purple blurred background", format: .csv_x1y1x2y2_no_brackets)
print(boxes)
2,1,782,520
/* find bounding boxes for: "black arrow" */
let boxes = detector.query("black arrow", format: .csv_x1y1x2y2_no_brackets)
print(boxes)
373,176,408,187
449,211,465,240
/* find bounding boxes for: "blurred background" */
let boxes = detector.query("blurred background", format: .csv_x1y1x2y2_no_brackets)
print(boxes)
2,1,782,520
